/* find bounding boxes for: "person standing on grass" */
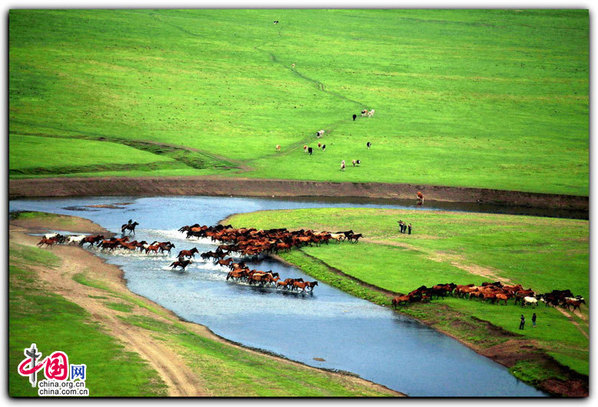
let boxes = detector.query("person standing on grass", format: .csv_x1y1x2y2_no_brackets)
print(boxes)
398,220,404,233
532,313,537,327
408,223,412,235
519,314,525,330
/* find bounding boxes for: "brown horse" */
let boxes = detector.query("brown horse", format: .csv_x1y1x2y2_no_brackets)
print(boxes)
391,295,411,307
217,258,233,267
177,247,199,258
37,237,59,247
305,281,319,291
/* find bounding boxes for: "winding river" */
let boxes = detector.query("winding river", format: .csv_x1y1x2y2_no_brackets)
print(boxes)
10,196,548,397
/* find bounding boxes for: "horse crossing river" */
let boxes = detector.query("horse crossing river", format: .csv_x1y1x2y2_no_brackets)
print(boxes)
10,196,547,397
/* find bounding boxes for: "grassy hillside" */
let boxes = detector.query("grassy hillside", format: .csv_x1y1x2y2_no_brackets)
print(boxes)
9,9,588,194
227,207,589,379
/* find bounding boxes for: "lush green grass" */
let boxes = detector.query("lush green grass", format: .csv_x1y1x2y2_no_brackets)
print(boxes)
9,248,168,397
227,207,589,377
9,9,588,194
230,207,589,297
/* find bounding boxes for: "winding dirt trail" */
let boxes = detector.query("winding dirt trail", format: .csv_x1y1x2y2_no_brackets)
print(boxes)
11,228,207,396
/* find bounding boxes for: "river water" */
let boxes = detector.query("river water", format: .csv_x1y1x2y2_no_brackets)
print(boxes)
9,196,547,397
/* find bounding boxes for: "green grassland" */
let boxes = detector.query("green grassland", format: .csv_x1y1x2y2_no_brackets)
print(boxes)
227,208,589,379
9,9,588,194
9,214,397,397
9,245,168,397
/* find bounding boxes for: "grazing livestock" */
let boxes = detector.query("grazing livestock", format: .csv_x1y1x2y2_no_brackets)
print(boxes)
366,141,371,149
352,114,357,121
340,160,346,171
303,145,308,153
274,20,279,24
367,109,375,117
361,109,368,117
352,159,361,166
276,144,281,152
291,63,295,68
318,143,321,148
316,130,325,137
321,144,326,151
308,147,313,155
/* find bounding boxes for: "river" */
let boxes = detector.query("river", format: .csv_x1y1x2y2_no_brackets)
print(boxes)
9,195,548,397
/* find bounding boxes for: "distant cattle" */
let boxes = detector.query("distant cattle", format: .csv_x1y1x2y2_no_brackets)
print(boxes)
340,160,346,171
361,109,368,117
276,144,281,152
303,145,308,153
352,114,357,121
366,141,371,149
274,20,279,24
321,144,326,151
367,109,375,117
316,130,325,137
308,147,313,155
352,159,361,167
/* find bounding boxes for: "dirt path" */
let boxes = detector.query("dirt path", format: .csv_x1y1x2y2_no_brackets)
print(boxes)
553,307,589,340
11,228,206,396
10,218,402,397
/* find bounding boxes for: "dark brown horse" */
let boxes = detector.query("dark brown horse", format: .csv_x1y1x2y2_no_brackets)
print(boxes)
121,221,139,235
170,259,192,271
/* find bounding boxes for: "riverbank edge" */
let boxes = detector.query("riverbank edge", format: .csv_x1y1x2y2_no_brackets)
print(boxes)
216,213,588,398
8,176,589,211
8,213,404,397
269,252,589,397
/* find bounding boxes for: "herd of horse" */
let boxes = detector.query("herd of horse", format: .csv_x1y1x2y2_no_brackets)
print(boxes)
179,223,362,259
38,232,178,255
38,223,586,310
36,222,339,294
391,281,586,311
176,224,360,292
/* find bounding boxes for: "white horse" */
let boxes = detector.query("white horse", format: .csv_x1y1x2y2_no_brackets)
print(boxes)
522,296,538,307
66,235,87,245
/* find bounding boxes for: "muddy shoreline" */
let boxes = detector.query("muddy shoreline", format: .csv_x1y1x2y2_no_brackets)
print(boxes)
9,176,588,212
